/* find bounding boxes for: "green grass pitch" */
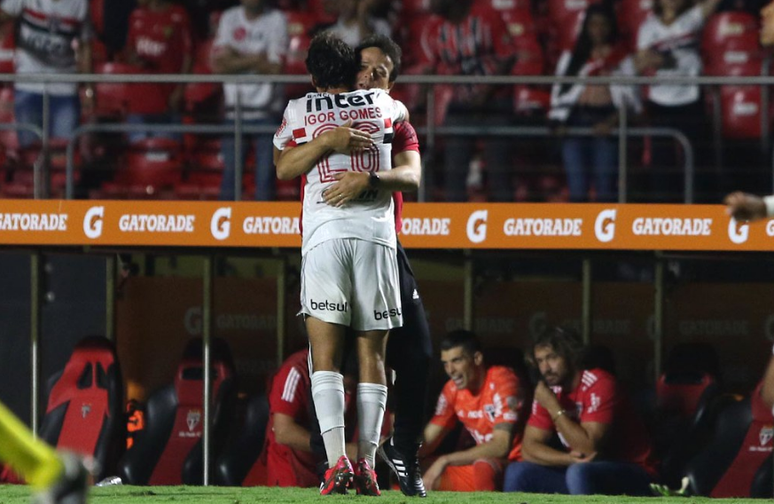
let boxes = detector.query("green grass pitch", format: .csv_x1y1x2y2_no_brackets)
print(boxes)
0,486,767,504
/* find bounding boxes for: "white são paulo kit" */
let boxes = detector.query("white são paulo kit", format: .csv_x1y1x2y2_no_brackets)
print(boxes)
273,88,407,331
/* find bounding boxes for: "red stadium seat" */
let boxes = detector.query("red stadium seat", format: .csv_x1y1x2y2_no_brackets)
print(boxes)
702,12,761,66
0,85,17,155
90,0,105,38
548,0,603,52
94,62,169,117
307,0,337,24
402,0,432,15
617,0,654,49
114,138,183,194
284,10,316,99
0,20,15,74
657,372,718,420
14,139,82,197
39,337,124,482
718,85,766,139
175,139,224,200
185,39,221,114
685,388,773,497
118,338,237,485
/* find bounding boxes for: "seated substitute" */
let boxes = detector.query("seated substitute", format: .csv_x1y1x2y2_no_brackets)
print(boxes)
420,330,528,492
503,327,658,495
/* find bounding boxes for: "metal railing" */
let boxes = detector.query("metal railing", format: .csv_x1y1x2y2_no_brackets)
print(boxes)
1,72,771,203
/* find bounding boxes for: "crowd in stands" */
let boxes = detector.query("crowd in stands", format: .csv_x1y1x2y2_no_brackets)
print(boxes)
0,0,773,202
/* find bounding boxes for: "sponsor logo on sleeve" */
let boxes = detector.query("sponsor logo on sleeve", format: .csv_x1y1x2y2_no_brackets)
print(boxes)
466,210,488,244
211,207,232,241
594,209,617,243
83,206,104,239
728,218,749,244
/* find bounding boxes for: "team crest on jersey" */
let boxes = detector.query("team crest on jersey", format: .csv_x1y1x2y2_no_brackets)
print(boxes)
484,404,496,422
760,426,773,446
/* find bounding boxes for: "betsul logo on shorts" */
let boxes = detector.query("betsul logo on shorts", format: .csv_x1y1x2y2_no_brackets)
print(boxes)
466,210,488,244
374,307,402,320
728,218,749,244
210,207,232,241
310,299,349,312
83,206,104,239
594,209,617,243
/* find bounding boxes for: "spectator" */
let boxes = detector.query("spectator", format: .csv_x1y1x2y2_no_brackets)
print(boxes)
211,0,288,201
549,3,640,203
323,0,391,47
102,0,137,58
124,0,194,142
0,0,93,148
634,0,721,202
503,327,658,496
417,0,516,202
420,330,528,492
262,348,365,487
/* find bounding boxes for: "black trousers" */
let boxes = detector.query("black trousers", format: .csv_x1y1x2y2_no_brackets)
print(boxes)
309,240,433,468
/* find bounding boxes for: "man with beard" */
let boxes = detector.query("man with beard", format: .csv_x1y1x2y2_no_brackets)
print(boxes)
503,328,657,495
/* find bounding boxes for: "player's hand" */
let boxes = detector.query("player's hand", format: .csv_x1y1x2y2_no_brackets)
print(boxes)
570,450,597,463
724,191,767,222
534,380,559,410
324,120,373,153
421,456,447,491
323,172,369,207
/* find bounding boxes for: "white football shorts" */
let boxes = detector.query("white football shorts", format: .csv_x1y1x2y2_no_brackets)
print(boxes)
300,238,402,331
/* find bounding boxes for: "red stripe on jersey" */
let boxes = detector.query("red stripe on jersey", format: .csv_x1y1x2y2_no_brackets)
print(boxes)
384,118,392,129
292,128,306,140
23,8,79,26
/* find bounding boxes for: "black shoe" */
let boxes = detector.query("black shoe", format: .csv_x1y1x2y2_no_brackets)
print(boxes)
377,438,426,497
34,453,89,504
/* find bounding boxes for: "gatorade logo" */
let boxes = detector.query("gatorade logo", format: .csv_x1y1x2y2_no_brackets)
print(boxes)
83,206,104,239
728,218,749,244
466,210,488,244
594,209,617,243
211,207,232,241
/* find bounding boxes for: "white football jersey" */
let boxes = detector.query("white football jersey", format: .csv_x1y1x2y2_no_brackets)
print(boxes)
274,89,407,255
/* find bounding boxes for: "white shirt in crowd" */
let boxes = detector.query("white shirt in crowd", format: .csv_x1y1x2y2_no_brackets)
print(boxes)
325,16,391,47
549,50,641,122
273,89,408,255
637,5,704,106
0,0,91,95
212,5,288,119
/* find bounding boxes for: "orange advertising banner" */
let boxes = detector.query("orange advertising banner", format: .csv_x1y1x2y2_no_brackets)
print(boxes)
0,200,772,251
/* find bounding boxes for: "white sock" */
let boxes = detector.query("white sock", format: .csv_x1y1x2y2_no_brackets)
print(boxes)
311,371,347,467
357,382,388,467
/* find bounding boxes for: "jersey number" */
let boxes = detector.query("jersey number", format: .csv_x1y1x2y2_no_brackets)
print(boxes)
317,145,380,183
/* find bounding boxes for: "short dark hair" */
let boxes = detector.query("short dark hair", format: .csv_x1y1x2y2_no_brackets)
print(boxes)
305,32,358,90
440,329,482,357
355,34,402,83
525,326,585,371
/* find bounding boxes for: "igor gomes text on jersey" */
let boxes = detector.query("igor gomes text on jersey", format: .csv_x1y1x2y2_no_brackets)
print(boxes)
273,89,408,255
